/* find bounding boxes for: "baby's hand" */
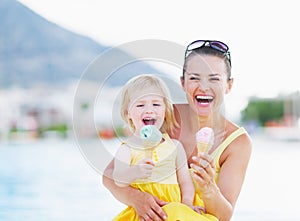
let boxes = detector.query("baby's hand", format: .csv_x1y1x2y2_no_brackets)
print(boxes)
133,158,155,179
190,205,206,214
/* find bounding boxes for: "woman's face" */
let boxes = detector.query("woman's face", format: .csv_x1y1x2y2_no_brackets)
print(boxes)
181,54,233,117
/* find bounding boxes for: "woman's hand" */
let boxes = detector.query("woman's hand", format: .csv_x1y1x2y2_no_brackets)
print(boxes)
133,191,168,221
190,153,219,196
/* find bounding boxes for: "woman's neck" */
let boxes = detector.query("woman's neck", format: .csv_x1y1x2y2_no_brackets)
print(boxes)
187,106,226,134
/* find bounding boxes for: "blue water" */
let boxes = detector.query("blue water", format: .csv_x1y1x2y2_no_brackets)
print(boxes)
1,135,300,221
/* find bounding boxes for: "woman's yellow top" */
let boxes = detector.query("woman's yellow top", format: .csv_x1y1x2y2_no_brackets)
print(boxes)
211,127,247,182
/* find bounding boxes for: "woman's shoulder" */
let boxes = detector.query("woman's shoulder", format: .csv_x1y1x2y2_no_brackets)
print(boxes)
227,121,251,141
226,121,252,155
173,103,189,121
173,103,189,111
217,121,252,167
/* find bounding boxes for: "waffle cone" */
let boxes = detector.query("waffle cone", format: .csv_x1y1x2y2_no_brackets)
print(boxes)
144,148,153,159
197,142,210,155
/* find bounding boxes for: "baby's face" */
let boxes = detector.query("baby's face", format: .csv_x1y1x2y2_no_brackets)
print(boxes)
128,91,166,136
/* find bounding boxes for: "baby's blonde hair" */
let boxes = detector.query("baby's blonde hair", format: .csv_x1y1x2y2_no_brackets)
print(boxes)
120,74,178,134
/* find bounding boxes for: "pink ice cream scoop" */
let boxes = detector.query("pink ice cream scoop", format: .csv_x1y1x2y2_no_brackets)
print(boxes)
196,127,214,155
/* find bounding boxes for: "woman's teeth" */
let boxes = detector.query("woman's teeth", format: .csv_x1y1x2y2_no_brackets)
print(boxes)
195,95,213,103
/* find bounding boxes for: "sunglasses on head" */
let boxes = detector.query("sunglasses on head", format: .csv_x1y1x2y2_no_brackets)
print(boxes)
185,40,231,66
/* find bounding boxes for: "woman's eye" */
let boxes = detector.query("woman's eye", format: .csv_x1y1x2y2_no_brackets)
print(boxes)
136,104,144,107
189,77,199,81
210,77,220,81
153,103,161,106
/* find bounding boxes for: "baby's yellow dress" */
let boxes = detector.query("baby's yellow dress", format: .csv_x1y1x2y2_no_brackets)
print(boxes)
113,128,246,221
113,133,182,220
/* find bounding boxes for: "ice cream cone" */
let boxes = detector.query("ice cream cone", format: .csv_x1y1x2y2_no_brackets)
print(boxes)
140,125,162,159
144,148,153,159
197,142,211,153
196,127,214,156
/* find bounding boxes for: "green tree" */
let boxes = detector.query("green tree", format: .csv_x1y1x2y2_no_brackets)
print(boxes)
241,98,284,126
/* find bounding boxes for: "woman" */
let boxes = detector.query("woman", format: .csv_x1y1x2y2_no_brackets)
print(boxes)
103,40,252,221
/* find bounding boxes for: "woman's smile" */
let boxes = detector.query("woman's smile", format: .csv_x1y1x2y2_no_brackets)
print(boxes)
195,94,214,107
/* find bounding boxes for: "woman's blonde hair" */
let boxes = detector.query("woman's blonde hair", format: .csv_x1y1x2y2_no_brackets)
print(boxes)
120,74,178,134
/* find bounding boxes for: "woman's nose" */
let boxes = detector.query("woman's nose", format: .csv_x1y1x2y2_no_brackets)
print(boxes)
198,79,209,91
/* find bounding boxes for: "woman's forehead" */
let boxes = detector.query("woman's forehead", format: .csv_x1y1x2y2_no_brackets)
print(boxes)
186,54,226,73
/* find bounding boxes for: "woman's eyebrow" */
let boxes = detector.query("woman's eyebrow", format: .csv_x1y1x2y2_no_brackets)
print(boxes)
187,73,221,77
209,73,221,76
187,72,200,76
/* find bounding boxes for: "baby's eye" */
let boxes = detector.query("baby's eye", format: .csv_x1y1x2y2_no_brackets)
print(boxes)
136,104,144,107
153,103,161,106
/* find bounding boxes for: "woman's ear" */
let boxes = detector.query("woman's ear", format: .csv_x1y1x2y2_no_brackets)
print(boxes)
226,78,234,94
180,76,185,91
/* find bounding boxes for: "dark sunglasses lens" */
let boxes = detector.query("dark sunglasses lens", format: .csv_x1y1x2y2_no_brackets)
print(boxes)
187,40,205,51
210,41,228,53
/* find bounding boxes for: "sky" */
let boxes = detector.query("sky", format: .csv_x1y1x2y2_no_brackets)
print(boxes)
17,0,300,118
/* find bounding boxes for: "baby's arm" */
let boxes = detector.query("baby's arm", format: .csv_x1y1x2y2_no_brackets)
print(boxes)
173,140,197,209
113,144,154,187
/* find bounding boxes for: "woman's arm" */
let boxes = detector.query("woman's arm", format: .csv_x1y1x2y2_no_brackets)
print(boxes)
173,139,195,207
191,133,252,221
103,159,168,220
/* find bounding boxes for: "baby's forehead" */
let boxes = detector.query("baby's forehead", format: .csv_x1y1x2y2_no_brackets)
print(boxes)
130,92,164,103
130,84,163,96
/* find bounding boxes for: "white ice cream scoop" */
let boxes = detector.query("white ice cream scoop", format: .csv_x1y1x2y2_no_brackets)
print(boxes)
140,125,162,160
140,125,162,146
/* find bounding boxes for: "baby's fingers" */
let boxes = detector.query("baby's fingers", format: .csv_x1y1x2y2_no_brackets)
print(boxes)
137,158,154,166
193,206,206,214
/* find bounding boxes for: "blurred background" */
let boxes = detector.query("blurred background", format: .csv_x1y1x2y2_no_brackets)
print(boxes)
1,0,299,220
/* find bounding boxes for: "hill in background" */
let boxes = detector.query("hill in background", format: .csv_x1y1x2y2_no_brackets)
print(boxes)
0,0,159,88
